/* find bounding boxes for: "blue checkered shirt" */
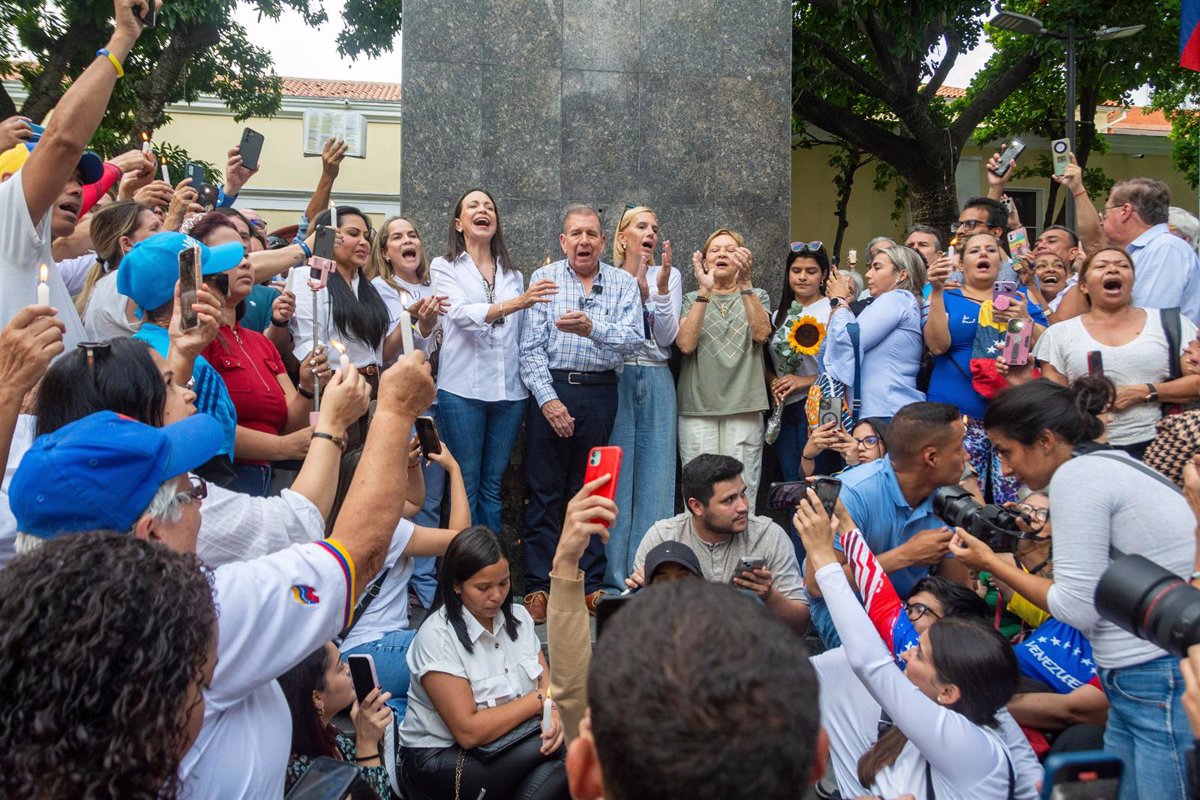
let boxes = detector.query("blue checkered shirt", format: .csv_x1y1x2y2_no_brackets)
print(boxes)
519,260,643,406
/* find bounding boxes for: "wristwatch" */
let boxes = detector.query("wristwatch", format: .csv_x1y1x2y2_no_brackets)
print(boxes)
1145,384,1159,403
830,297,844,309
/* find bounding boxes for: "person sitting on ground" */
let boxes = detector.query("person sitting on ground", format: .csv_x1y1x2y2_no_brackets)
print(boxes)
626,453,809,634
398,526,568,800
277,642,394,797
0,533,217,799
801,416,890,478
566,578,827,800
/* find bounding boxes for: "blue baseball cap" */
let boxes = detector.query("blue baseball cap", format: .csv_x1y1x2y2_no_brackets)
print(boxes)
0,140,105,185
10,411,223,539
117,231,245,313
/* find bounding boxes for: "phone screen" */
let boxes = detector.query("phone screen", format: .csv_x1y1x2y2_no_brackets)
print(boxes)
767,480,807,510
1087,350,1104,377
313,226,336,262
346,655,377,704
284,756,359,800
415,416,442,456
813,477,842,516
178,245,201,330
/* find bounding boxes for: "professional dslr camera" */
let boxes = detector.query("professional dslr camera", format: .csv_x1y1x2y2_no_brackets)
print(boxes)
931,485,1026,550
1097,554,1200,659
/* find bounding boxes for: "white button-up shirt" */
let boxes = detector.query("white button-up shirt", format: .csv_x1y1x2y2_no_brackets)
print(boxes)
288,267,384,368
430,253,528,402
1126,223,1200,324
398,603,543,749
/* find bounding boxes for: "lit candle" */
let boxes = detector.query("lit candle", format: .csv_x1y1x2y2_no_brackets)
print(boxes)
330,339,350,371
329,201,337,230
541,696,553,735
141,132,152,155
161,162,170,184
947,237,957,265
36,263,49,306
544,253,551,266
400,308,415,355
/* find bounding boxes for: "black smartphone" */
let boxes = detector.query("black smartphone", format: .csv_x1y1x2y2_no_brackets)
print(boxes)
178,244,202,331
184,161,205,187
991,138,1026,178
238,127,265,172
283,756,361,800
133,0,155,28
1087,350,1104,377
346,654,379,704
813,476,842,517
314,225,336,261
732,555,766,585
767,480,807,510
415,415,442,456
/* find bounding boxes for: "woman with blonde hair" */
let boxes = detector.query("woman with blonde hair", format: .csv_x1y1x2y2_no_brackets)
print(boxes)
603,205,682,593
676,227,773,505
78,199,160,339
368,215,447,364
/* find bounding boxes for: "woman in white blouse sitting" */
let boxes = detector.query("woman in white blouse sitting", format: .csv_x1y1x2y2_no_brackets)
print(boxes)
398,527,568,800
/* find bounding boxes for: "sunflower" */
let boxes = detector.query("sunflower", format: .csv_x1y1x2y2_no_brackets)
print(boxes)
786,315,826,356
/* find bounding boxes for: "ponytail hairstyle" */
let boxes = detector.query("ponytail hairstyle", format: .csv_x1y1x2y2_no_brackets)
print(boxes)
857,618,1018,787
612,205,655,267
75,201,149,316
984,374,1113,448
311,205,389,349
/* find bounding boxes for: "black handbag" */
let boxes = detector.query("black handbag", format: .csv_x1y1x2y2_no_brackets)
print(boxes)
471,717,541,762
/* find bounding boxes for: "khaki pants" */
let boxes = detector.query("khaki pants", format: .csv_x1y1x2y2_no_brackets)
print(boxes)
678,412,765,512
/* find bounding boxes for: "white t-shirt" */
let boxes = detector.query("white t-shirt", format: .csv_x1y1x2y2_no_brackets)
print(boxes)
57,252,94,296
399,603,543,749
339,519,417,653
1034,310,1196,445
179,539,356,798
627,265,683,363
0,414,35,568
768,296,833,406
0,172,85,348
83,269,140,340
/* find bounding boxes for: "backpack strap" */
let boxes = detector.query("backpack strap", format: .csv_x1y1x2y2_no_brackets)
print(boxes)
1162,307,1183,381
333,567,391,647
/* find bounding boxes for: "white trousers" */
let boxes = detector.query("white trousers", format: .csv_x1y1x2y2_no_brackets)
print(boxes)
678,412,765,512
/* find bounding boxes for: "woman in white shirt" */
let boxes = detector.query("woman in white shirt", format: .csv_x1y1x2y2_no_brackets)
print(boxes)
398,527,568,800
77,200,160,339
603,205,682,593
795,491,1022,799
429,189,557,532
1034,246,1199,460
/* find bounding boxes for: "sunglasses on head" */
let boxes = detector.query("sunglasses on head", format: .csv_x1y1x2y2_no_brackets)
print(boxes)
790,241,824,254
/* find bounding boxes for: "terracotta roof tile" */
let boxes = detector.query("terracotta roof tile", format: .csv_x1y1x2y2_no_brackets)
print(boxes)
280,77,401,102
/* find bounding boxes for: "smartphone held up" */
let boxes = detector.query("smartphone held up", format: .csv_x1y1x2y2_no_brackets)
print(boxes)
582,446,622,527
178,242,202,331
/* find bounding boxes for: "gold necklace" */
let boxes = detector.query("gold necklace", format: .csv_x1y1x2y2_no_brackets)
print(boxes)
713,293,738,318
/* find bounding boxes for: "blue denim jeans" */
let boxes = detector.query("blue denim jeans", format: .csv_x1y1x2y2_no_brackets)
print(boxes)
232,463,271,497
1099,655,1192,800
807,594,842,650
435,390,525,533
603,364,677,593
409,456,446,609
343,628,419,719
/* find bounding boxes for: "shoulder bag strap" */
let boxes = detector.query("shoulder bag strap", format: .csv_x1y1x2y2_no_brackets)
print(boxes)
1162,307,1183,381
333,567,391,647
849,321,862,424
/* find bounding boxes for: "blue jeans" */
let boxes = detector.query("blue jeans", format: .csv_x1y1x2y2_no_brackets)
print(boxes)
603,364,677,593
232,463,271,497
343,628,418,719
435,390,525,533
1099,656,1192,800
409,456,445,609
807,594,842,650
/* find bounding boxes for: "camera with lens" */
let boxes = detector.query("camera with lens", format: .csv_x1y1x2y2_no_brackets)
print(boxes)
931,485,1024,550
1096,554,1200,658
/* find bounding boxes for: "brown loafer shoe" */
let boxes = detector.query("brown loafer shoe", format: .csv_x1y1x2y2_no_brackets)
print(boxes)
585,590,605,617
524,591,548,624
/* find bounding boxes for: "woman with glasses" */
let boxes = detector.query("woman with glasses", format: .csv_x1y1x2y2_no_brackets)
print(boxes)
947,490,1110,757
823,245,928,419
767,242,833,482
1031,247,1199,461
800,417,889,478
676,228,773,505
429,188,557,532
925,231,1048,504
603,205,681,593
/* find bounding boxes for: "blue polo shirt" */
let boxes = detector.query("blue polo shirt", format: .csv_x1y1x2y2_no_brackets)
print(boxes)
134,322,238,458
836,456,944,598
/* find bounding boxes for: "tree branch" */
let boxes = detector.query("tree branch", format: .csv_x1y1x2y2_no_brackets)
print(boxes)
793,90,921,175
797,31,897,106
948,50,1043,147
20,20,106,122
132,24,220,136
919,32,960,104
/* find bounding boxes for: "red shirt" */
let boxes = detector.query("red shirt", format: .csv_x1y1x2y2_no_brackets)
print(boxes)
203,325,288,466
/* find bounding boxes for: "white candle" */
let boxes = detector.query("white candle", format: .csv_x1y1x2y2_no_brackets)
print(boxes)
161,163,170,184
36,263,49,306
141,133,151,155
541,697,553,735
400,308,415,355
331,339,350,371
329,201,337,229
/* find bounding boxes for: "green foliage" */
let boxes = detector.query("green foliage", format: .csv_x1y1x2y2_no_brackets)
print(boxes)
1151,71,1200,189
155,140,219,185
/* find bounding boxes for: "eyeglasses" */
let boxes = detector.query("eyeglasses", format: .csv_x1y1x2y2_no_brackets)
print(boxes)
1013,503,1050,523
790,241,824,254
954,219,987,233
1099,202,1128,223
174,476,208,505
854,435,881,448
904,601,942,622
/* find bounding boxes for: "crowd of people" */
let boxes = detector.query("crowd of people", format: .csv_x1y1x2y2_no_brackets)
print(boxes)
7,1,1200,798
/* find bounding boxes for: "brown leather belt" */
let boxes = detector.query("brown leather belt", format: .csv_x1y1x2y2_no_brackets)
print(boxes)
357,364,380,377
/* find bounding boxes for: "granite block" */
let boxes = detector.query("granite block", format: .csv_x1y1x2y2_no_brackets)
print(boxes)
636,72,719,205
562,70,640,203
494,199,569,272
714,75,792,206
481,66,562,200
717,0,790,77
403,2,485,65
482,0,564,68
563,0,640,72
638,0,721,76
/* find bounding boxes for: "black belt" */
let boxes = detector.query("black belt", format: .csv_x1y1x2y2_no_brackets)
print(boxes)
550,369,618,386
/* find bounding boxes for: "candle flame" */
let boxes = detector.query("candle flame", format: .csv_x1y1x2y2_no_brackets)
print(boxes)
141,131,149,142
950,237,958,247
38,263,47,283
329,339,346,356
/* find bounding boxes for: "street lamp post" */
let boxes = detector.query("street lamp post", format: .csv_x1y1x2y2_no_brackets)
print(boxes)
986,9,1144,229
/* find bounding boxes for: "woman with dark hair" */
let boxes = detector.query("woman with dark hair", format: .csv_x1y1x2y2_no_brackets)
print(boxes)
924,231,1048,503
603,205,682,593
278,643,393,797
973,375,1195,799
429,189,557,531
767,241,833,481
0,533,217,799
800,416,889,478
78,199,160,339
192,212,329,496
398,526,568,800
1032,247,1198,460
796,492,1023,798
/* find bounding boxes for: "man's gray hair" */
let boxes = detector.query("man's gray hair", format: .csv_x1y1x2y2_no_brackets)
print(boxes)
1112,178,1170,226
563,204,602,230
13,480,182,554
